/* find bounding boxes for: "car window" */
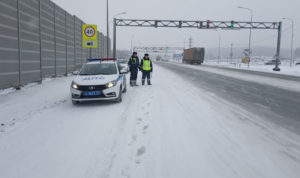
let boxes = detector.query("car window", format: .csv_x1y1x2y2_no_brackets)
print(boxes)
79,63,117,75
117,63,123,72
118,60,128,64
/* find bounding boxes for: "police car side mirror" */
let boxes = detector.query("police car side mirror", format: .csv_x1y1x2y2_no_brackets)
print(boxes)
72,71,79,75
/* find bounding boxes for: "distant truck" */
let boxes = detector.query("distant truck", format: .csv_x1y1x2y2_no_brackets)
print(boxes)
182,48,205,65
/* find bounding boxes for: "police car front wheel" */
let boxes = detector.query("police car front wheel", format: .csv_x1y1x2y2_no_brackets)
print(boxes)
116,87,123,103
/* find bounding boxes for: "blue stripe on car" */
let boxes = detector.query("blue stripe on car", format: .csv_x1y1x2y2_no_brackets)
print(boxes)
116,75,123,82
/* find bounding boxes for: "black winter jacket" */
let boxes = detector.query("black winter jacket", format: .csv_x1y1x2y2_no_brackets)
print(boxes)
128,56,140,71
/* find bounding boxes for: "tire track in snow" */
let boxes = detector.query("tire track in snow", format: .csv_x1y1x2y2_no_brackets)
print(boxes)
117,85,155,177
83,84,150,178
83,99,134,178
133,86,154,165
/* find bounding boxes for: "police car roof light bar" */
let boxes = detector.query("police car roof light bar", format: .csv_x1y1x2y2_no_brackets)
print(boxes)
101,58,117,61
87,58,101,62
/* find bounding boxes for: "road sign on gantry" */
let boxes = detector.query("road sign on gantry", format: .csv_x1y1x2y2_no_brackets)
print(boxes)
82,24,98,48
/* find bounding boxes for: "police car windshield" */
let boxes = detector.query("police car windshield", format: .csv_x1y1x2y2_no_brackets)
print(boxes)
79,63,117,75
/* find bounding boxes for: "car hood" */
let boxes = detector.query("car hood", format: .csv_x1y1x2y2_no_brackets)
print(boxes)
73,74,118,86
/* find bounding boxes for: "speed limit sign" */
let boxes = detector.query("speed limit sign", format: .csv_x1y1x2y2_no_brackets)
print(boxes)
84,26,95,37
82,24,98,48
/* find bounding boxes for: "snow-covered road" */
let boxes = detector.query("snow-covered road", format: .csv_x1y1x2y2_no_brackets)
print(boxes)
0,64,300,178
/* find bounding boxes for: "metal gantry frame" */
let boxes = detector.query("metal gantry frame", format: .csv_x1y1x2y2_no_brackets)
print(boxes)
133,46,184,53
113,19,282,71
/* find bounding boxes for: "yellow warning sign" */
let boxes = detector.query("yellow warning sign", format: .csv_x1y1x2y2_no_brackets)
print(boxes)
242,57,249,63
82,24,97,48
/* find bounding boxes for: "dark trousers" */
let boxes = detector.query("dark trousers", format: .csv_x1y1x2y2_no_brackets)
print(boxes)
142,71,151,80
130,69,138,81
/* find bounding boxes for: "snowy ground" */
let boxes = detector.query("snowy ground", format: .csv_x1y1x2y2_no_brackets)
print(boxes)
0,65,300,178
204,60,300,77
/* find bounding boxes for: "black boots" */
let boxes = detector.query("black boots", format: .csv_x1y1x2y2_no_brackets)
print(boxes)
142,79,151,85
130,80,139,86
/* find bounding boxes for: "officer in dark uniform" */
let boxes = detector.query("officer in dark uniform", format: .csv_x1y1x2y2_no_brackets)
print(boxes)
139,53,153,85
128,52,140,86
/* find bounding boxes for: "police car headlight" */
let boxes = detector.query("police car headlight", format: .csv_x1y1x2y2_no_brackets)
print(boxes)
106,80,116,88
71,82,79,89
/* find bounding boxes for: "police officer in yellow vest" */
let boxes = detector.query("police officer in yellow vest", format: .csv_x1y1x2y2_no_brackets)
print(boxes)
128,52,140,86
139,53,153,85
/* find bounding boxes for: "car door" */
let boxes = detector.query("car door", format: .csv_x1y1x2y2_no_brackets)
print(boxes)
117,62,125,90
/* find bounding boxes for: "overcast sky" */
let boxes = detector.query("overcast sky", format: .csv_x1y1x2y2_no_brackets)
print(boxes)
52,0,299,52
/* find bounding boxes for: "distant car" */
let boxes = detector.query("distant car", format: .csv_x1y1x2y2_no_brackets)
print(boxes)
117,59,129,72
70,58,128,104
296,62,300,66
264,60,281,65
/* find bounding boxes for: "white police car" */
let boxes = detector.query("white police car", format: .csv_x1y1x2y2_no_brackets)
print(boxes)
70,58,127,104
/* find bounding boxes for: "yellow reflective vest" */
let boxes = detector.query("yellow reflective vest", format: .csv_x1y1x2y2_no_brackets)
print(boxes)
142,59,151,71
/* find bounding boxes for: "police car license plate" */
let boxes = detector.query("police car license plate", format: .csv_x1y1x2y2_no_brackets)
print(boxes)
83,91,101,96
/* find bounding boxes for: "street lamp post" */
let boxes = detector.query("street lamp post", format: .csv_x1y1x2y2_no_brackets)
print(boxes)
238,6,253,68
106,0,109,57
112,12,126,58
283,18,294,67
130,35,134,53
113,12,126,19
215,30,221,64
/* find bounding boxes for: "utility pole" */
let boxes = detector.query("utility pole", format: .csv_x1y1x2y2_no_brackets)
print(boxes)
215,30,221,64
189,36,193,48
283,18,294,67
230,43,234,63
130,35,134,53
130,39,133,53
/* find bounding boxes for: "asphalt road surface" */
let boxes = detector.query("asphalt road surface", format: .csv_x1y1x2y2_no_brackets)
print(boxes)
158,62,300,135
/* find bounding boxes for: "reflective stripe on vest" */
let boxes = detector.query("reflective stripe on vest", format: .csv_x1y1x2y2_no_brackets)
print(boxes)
142,59,151,71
